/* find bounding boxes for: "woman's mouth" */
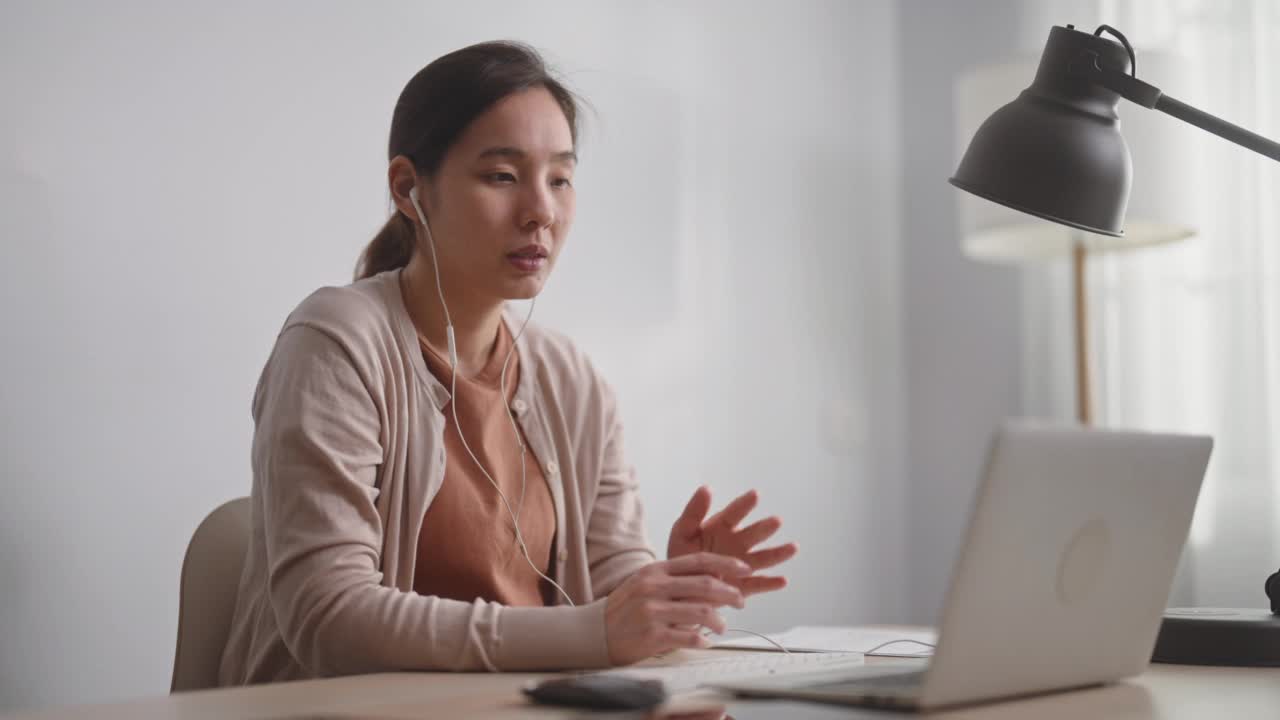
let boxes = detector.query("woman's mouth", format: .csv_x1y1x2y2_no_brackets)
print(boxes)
507,245,549,273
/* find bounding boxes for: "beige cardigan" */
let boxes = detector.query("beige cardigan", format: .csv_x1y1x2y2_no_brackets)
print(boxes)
218,269,657,685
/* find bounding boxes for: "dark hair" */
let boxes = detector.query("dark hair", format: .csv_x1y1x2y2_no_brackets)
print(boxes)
354,41,581,281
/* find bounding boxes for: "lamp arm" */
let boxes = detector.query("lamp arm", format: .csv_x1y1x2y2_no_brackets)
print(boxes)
1071,55,1280,162
1154,94,1280,162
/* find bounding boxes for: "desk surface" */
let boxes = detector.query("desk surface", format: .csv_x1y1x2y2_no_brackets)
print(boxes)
7,651,1279,720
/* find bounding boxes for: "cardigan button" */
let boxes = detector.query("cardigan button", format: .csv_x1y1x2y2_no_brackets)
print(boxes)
546,461,559,475
511,398,528,414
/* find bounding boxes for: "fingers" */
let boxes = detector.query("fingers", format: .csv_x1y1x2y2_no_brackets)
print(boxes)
671,485,713,540
739,575,788,597
736,516,782,548
705,489,758,531
664,551,752,579
663,575,745,608
662,709,727,720
745,542,798,571
657,601,727,634
663,627,711,651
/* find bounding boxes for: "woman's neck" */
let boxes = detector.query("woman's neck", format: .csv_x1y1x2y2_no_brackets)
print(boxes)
400,257,505,378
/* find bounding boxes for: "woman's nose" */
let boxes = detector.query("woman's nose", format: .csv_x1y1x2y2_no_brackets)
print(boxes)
519,184,555,230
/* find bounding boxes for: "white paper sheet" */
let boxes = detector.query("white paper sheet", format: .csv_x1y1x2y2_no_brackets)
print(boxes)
711,626,937,658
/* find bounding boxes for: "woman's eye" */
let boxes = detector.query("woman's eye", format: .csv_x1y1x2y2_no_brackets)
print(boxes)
552,177,573,189
487,172,517,183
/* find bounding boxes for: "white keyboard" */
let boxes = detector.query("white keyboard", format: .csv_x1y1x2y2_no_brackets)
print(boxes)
589,651,872,694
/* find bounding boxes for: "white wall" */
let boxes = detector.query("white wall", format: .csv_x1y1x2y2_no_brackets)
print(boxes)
897,0,1029,624
0,1,905,712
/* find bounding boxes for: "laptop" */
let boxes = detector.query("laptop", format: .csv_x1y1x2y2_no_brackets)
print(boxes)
713,420,1212,711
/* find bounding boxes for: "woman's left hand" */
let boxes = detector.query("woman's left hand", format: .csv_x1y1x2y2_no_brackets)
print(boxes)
666,486,798,597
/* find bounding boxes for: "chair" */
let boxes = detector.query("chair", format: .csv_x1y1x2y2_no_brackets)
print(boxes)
171,496,251,692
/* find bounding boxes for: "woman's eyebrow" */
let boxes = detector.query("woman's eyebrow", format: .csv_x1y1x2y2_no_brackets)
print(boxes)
476,146,577,163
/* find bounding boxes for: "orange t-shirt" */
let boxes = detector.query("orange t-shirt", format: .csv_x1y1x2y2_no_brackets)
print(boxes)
413,321,556,606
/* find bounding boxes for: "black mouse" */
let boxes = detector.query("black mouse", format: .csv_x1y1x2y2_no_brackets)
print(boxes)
523,674,668,710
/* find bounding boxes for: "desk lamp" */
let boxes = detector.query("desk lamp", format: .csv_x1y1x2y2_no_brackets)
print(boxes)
955,55,1196,425
949,23,1280,667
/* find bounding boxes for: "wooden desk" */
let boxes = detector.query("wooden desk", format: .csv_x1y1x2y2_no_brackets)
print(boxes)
6,651,1278,720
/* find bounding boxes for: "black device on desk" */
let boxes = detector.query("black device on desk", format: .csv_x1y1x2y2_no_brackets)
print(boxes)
1150,569,1280,667
523,675,667,711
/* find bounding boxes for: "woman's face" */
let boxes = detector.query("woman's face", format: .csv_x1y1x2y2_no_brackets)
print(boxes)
417,87,577,302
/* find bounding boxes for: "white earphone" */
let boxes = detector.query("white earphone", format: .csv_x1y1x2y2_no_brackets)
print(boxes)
408,184,573,606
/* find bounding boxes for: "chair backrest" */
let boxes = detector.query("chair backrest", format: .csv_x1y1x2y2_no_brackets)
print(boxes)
171,497,251,692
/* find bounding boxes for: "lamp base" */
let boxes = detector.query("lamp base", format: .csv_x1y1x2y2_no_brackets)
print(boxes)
1152,608,1280,666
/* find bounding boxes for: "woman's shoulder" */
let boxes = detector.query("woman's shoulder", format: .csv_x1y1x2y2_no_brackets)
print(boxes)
515,317,615,404
278,271,403,357
518,319,589,370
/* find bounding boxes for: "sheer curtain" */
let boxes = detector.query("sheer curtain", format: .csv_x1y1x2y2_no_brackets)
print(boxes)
1020,0,1280,607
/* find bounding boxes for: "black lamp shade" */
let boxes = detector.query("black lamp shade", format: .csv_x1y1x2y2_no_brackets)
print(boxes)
950,26,1135,237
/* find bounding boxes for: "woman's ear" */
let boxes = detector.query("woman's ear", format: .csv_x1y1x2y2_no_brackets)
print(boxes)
388,155,421,223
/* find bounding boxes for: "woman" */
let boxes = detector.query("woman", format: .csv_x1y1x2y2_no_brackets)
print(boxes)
219,40,797,685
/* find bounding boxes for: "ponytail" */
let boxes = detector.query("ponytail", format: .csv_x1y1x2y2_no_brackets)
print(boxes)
354,212,415,281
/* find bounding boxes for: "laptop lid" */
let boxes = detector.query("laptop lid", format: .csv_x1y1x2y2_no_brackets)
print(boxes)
919,421,1212,709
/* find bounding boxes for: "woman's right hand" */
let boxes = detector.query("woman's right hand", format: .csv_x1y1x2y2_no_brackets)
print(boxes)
604,552,751,665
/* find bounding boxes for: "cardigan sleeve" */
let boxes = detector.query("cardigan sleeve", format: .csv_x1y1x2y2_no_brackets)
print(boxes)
582,375,659,596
